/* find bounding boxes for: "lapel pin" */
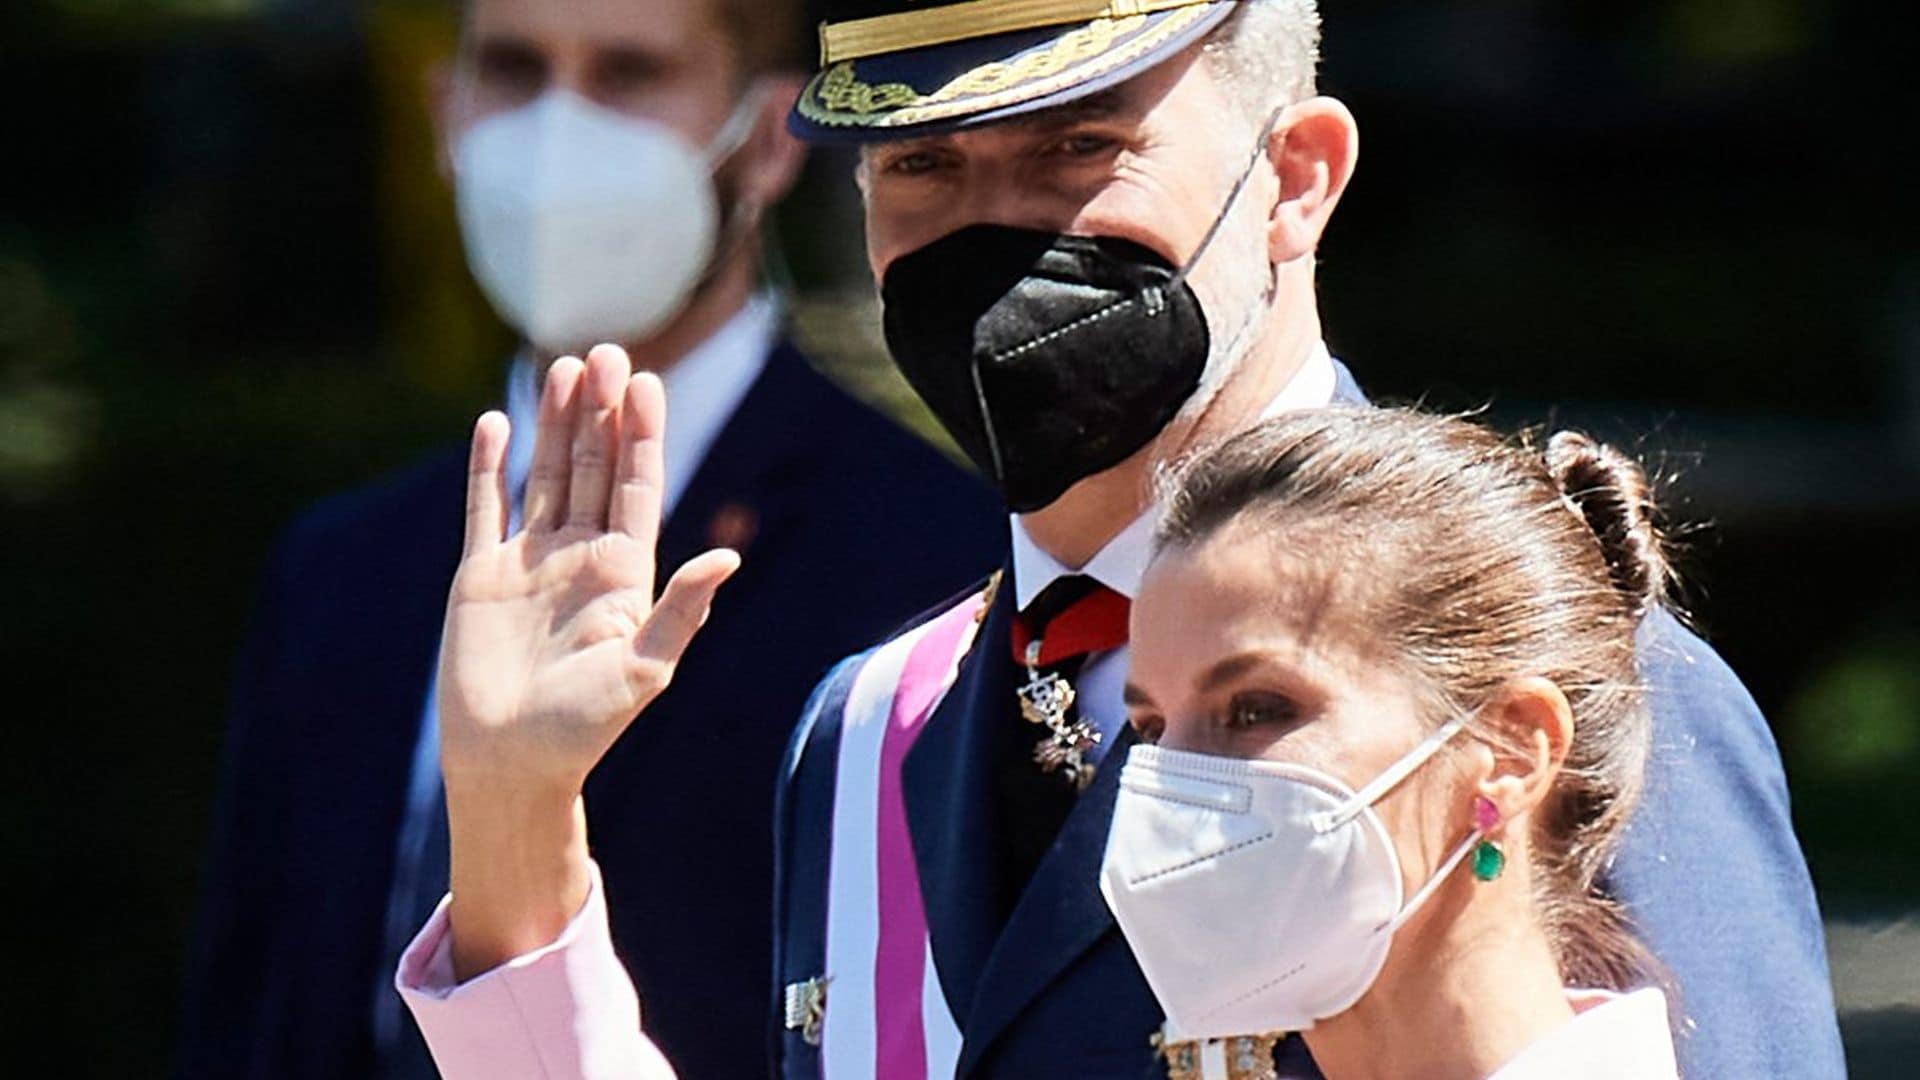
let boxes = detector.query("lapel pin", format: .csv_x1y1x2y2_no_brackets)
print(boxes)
707,501,759,552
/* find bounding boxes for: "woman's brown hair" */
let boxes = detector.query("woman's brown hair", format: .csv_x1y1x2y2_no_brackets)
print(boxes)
1155,407,1671,991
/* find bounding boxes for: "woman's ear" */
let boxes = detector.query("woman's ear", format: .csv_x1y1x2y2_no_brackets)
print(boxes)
1472,676,1574,827
1264,96,1359,265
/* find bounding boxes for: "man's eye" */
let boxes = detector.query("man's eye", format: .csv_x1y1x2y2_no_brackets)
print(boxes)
1050,133,1116,158
884,151,945,176
476,48,546,100
595,54,665,98
1225,692,1300,731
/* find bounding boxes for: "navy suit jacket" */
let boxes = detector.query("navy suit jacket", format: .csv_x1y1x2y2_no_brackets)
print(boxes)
178,343,1005,1079
772,368,1845,1078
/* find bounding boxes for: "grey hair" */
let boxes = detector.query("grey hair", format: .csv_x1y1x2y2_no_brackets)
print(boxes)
1200,0,1323,119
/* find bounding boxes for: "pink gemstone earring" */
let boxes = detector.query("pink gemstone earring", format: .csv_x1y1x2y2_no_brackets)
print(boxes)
1471,796,1506,882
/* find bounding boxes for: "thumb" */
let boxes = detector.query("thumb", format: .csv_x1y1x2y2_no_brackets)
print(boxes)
633,548,742,670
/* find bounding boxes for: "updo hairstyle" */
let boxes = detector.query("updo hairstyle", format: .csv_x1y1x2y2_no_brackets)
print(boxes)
1155,408,1672,991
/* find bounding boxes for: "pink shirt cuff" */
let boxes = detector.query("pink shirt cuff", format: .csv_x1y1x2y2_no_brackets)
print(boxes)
394,860,676,1079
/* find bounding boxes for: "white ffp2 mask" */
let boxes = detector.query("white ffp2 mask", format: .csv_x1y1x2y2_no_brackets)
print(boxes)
452,90,756,351
1099,716,1484,1042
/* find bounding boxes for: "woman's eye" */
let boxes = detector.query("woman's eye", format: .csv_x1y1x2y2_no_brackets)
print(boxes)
1129,713,1165,745
1225,692,1300,732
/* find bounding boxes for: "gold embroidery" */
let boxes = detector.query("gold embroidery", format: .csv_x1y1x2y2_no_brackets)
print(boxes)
819,0,1216,64
811,62,922,115
798,6,1213,129
926,13,1145,100
975,569,1004,624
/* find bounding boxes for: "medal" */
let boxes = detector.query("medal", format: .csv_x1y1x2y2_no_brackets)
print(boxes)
1153,1029,1284,1080
782,975,831,1047
1017,640,1101,791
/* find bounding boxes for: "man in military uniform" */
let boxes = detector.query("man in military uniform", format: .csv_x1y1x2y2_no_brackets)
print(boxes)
394,3,1844,1077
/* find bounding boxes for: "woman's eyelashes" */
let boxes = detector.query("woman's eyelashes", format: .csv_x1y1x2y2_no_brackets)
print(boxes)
1128,712,1165,745
1223,690,1303,733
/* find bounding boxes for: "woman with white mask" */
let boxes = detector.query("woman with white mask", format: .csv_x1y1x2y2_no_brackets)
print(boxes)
1105,407,1681,1079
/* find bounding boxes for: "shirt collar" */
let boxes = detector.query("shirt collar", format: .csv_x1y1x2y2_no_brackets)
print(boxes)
1487,988,1677,1079
1007,340,1339,610
504,293,779,523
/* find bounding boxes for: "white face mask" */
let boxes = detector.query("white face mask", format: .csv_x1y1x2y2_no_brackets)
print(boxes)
452,89,757,352
1099,716,1485,1042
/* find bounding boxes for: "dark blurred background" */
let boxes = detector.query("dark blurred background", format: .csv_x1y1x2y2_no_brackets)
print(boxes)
3,0,1914,1073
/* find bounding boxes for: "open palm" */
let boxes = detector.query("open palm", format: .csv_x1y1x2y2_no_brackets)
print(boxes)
437,345,739,793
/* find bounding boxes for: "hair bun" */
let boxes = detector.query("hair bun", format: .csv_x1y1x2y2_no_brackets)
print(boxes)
1544,431,1670,617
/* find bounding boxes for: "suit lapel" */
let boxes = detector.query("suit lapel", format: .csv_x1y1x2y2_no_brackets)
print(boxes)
956,724,1139,1077
655,342,822,579
901,571,1019,1027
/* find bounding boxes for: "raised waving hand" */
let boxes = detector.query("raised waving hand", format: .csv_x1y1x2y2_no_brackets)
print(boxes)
436,344,739,978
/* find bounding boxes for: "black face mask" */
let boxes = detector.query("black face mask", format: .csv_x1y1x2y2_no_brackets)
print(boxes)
881,225,1210,512
878,109,1281,513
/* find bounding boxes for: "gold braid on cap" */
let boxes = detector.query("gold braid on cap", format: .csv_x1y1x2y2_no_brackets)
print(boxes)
799,4,1213,128
819,0,1220,64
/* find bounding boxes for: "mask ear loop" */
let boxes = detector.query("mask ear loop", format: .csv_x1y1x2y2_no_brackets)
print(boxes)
1161,105,1287,301
1309,714,1470,834
703,83,765,170
969,352,1012,489
687,84,771,302
1381,823,1485,933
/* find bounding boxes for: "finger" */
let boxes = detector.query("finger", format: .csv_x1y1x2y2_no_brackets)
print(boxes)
524,356,584,533
566,345,632,530
462,410,511,557
609,370,668,549
632,548,741,673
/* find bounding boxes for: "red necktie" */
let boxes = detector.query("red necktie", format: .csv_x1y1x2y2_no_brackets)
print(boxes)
1010,576,1131,666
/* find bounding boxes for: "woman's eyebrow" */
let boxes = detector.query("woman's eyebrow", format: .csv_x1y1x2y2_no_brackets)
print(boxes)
1194,652,1274,695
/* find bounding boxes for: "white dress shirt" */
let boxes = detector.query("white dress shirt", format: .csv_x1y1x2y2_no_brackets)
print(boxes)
1007,342,1340,759
375,295,780,1048
1486,987,1679,1079
504,292,778,520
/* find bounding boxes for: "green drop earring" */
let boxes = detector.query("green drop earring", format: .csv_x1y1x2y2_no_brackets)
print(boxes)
1471,795,1507,882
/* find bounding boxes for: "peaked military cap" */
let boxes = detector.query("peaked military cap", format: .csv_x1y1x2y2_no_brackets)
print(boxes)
790,0,1238,143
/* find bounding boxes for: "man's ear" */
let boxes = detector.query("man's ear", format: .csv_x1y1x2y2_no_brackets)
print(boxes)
733,73,809,225
1264,95,1359,265
1471,676,1574,829
426,59,457,181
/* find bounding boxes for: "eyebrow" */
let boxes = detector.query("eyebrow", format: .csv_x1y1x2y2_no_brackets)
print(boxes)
1195,652,1279,696
1124,650,1291,708
1001,87,1134,132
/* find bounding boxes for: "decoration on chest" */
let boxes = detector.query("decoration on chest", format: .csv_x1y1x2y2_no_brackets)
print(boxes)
1153,1028,1286,1080
1018,640,1101,791
782,974,830,1047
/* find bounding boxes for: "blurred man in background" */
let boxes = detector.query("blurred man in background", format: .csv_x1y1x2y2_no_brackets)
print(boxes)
177,0,1001,1076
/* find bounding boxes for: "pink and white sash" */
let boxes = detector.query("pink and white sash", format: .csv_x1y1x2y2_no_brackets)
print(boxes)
818,592,988,1079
